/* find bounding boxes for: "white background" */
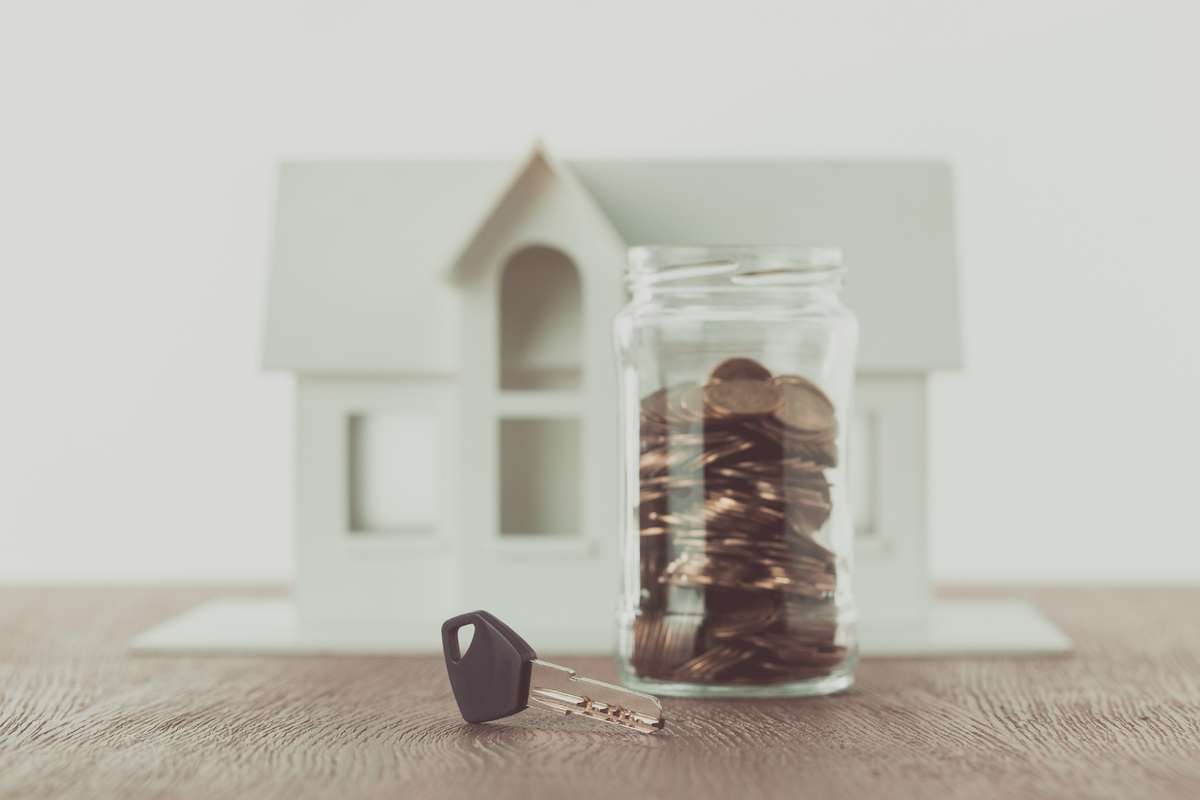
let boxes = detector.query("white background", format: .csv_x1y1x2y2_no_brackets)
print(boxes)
1,0,1197,583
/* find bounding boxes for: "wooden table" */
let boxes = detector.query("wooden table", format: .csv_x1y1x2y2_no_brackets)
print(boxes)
2,587,1199,799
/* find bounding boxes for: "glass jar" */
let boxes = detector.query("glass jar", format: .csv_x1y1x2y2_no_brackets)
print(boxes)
613,245,859,698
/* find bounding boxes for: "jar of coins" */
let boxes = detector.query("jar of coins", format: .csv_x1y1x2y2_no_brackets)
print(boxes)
614,245,859,698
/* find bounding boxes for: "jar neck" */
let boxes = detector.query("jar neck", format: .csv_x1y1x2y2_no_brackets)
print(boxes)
625,245,846,305
631,281,843,306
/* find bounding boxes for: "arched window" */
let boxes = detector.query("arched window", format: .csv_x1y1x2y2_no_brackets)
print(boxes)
499,245,582,391
497,245,582,537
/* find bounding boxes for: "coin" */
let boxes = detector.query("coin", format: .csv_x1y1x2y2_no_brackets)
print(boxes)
671,644,756,682
744,636,846,667
639,446,698,476
705,379,782,418
705,600,780,640
674,382,709,423
635,360,848,685
772,375,837,435
640,536,668,611
631,613,700,678
640,386,670,421
693,437,757,469
710,357,773,384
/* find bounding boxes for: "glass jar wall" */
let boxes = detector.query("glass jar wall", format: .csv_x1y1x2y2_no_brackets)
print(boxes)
613,246,859,698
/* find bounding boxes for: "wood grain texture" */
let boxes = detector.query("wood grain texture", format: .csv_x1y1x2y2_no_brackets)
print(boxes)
2,587,1199,799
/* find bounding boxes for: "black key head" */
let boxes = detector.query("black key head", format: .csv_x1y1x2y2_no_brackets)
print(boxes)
441,610,538,724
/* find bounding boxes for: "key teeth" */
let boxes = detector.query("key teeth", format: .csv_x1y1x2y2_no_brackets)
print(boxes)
526,661,665,734
580,698,665,732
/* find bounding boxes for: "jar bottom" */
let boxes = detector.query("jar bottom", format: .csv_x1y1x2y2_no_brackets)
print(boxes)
619,602,857,699
618,658,856,699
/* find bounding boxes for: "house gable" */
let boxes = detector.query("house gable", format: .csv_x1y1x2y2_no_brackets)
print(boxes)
446,143,624,287
447,143,629,393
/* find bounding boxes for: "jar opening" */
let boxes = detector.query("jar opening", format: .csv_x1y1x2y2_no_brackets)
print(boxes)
626,245,844,292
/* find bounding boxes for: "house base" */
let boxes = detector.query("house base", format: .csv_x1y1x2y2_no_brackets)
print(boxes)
858,599,1071,656
131,597,1071,657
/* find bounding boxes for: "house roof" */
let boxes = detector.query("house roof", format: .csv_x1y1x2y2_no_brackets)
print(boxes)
263,149,961,373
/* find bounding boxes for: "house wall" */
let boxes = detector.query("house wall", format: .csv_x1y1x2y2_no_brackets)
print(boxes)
450,156,629,647
852,373,930,626
293,370,931,635
294,375,460,629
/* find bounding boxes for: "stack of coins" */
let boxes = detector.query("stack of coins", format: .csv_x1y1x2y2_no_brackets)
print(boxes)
632,357,847,685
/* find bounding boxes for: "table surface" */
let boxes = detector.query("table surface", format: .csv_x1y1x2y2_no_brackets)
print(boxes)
2,587,1199,799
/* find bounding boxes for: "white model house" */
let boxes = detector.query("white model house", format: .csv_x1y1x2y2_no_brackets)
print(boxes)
135,144,1067,655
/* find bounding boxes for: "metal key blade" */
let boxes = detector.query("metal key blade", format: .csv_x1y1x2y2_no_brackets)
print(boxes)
528,659,664,734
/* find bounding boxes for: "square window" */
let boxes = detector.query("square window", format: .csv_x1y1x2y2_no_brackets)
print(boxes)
499,418,581,536
347,413,438,534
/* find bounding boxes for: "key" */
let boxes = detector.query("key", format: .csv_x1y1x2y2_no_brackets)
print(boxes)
441,610,665,734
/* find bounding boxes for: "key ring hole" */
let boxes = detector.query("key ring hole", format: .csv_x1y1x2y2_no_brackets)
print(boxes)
451,623,476,662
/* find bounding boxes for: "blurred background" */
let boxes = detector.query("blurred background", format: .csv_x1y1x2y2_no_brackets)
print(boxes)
1,0,1197,585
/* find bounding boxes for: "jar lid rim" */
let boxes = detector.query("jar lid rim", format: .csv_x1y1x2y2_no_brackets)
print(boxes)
626,245,844,287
